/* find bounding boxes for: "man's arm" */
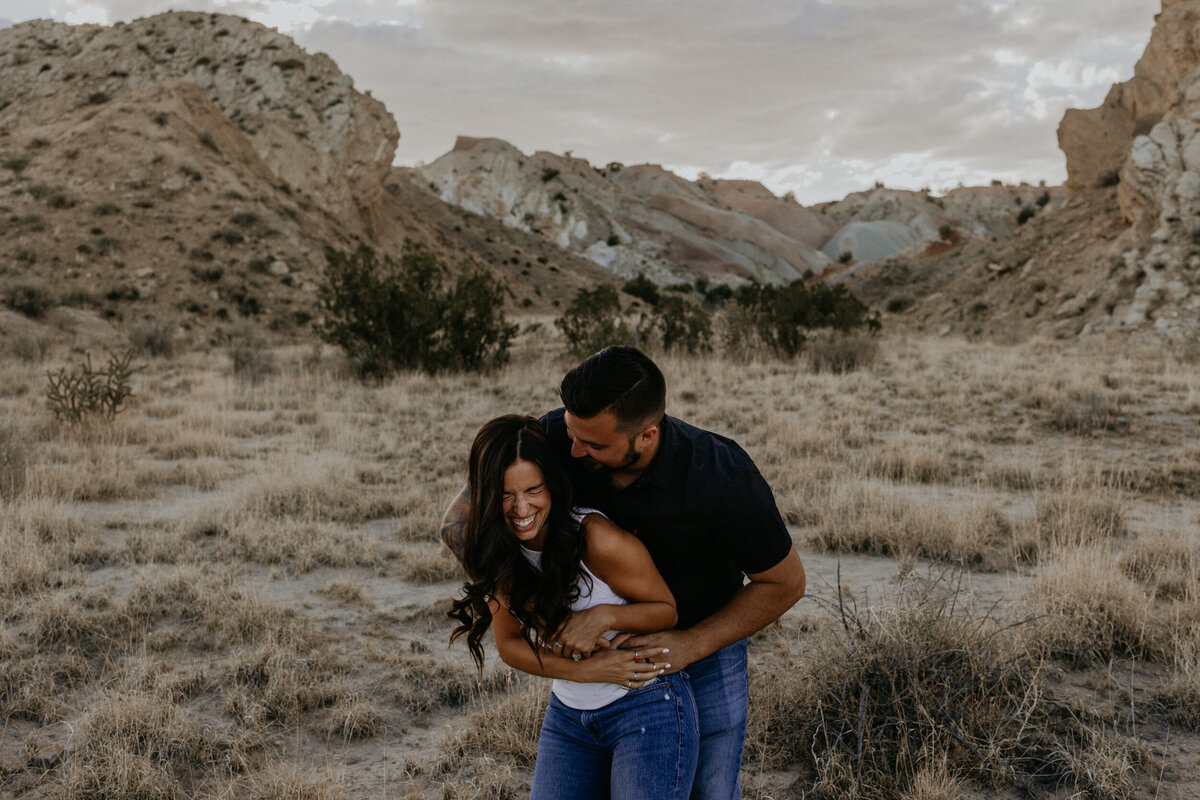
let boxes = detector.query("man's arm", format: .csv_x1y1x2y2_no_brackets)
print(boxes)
624,544,805,673
440,484,470,562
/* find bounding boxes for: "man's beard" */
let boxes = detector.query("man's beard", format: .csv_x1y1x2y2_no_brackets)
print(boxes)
581,438,640,474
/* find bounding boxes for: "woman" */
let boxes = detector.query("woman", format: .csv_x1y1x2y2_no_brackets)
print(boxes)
450,415,698,800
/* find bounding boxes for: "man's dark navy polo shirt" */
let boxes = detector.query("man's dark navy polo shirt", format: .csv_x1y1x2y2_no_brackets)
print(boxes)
540,408,792,630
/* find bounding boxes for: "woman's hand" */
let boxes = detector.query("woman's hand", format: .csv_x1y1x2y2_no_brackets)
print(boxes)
569,647,671,689
551,606,619,661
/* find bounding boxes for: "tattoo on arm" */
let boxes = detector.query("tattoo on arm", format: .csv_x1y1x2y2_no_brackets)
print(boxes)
440,485,470,562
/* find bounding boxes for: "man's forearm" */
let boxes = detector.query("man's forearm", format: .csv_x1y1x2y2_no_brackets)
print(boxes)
625,546,805,670
684,572,805,660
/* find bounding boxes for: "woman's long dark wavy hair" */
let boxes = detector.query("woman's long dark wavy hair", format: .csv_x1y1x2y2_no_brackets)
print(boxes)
449,415,588,670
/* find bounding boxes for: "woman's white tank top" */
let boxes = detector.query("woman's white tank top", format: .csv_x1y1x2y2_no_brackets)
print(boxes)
518,508,652,710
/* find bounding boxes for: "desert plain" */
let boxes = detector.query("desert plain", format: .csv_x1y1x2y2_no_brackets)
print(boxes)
2,319,1200,800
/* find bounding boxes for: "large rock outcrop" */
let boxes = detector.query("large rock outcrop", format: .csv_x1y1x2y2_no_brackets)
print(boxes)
0,12,398,230
1057,0,1200,333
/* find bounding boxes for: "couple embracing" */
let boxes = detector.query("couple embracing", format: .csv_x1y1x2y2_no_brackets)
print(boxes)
443,346,806,799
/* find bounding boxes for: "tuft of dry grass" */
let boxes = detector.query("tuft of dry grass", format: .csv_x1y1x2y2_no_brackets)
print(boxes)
62,689,265,800
235,454,397,522
437,678,547,772
316,692,383,741
1120,531,1200,600
397,541,463,583
1025,544,1165,664
805,481,1013,569
0,421,29,500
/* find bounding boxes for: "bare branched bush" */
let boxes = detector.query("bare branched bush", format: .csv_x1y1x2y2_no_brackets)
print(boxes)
45,349,137,423
774,572,1061,798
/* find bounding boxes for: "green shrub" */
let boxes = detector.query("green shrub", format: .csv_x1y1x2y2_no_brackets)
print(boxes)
837,251,853,264
606,234,619,247
1017,205,1035,225
540,167,559,183
654,295,712,354
622,273,660,306
87,92,110,105
741,280,879,358
92,202,122,216
555,285,641,358
45,350,137,423
317,241,516,377
938,223,953,239
886,295,914,313
5,281,56,318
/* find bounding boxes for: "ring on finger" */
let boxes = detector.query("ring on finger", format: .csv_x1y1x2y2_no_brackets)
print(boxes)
571,652,583,661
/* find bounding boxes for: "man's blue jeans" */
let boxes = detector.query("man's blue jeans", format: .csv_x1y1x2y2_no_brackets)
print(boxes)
684,638,749,800
529,671,698,800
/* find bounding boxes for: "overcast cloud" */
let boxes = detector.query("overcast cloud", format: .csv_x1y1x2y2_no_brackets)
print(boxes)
5,0,1159,203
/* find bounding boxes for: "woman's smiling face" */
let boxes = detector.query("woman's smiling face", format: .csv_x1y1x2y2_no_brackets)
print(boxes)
501,458,551,550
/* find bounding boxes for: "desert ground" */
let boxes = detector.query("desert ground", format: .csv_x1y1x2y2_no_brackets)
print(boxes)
2,319,1200,799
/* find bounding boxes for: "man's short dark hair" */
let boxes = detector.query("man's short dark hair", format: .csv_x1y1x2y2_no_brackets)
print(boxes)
559,346,666,431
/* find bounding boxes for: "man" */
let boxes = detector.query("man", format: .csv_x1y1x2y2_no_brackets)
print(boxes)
442,346,805,799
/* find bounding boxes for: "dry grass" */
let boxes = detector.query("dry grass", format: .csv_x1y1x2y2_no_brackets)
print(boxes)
3,332,1198,798
61,689,265,800
804,480,1014,569
1025,544,1166,664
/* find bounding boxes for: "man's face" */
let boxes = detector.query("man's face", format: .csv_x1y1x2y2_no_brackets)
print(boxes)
563,410,654,474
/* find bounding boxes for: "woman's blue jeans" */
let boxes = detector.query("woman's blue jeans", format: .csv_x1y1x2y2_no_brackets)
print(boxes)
529,671,699,800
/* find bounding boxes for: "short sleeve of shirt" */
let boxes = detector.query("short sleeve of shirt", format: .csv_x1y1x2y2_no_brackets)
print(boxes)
714,463,792,576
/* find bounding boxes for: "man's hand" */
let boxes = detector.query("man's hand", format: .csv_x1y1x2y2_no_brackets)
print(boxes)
621,630,700,675
551,605,617,661
627,546,806,673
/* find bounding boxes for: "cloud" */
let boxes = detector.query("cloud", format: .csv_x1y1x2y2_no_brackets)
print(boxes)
18,0,1161,203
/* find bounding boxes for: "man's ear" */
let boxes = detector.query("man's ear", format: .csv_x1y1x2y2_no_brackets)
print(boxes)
637,424,659,448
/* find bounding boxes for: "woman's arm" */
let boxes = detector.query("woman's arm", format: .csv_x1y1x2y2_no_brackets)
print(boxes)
553,516,677,660
491,598,667,686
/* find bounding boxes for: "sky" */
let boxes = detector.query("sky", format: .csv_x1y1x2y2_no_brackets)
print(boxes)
1,0,1161,204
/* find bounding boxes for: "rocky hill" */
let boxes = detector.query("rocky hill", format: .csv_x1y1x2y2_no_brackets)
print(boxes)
0,12,616,347
409,138,1053,289
848,0,1200,341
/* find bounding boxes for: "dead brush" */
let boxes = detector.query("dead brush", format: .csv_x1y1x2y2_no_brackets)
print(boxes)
775,568,1066,799
805,482,1014,569
1024,544,1166,665
227,639,346,725
436,677,547,772
0,421,28,500
392,655,515,714
235,454,397,522
1014,490,1127,562
1120,531,1200,600
61,689,264,800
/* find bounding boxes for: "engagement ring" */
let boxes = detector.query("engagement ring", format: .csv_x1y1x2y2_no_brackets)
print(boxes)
571,653,583,661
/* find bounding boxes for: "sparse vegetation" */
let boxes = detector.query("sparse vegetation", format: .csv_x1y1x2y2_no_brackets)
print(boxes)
45,350,137,423
1,327,1197,799
317,241,516,376
5,280,56,317
555,284,642,357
